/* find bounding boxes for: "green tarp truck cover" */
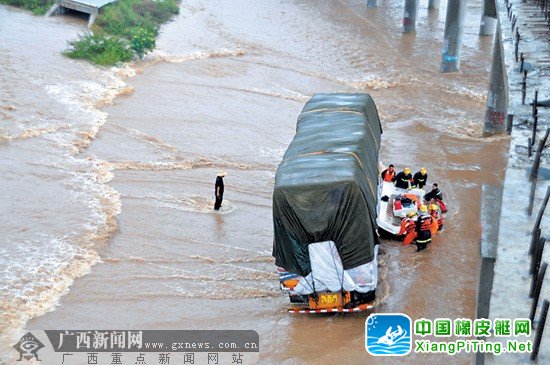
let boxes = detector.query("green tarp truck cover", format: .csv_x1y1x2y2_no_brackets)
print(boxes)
272,93,382,276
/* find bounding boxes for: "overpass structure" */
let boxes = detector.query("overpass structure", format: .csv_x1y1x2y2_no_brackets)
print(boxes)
45,0,116,28
480,0,550,363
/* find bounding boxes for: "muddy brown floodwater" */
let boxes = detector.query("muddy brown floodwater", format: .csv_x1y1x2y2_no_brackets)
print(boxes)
1,0,509,363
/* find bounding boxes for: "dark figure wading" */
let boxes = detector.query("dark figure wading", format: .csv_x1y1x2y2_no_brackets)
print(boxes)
214,171,227,210
415,204,434,252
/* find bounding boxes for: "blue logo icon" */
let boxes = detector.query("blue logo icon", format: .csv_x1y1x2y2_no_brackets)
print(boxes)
365,313,412,356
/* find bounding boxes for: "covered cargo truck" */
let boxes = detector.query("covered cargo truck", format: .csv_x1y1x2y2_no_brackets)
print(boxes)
273,93,382,313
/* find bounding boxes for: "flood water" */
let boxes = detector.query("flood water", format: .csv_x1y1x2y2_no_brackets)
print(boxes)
1,0,509,363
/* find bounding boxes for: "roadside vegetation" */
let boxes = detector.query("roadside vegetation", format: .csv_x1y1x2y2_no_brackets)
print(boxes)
66,0,180,65
0,0,54,15
1,0,180,65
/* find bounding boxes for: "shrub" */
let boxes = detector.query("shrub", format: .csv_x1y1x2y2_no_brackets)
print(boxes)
130,27,156,58
64,34,133,66
0,0,55,14
79,0,179,63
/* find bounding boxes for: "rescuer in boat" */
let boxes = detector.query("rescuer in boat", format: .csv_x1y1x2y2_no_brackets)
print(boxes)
381,164,396,182
429,203,444,231
424,182,447,213
412,167,428,189
424,183,443,201
415,205,434,252
393,167,413,189
399,211,418,246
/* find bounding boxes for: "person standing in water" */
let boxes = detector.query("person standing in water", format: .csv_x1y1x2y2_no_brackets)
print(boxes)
415,205,434,252
214,171,226,211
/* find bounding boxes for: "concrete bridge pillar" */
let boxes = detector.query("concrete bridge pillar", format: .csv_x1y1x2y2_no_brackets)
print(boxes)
45,3,61,17
480,0,497,35
428,0,440,11
88,9,98,28
403,0,419,33
483,20,509,136
440,0,467,72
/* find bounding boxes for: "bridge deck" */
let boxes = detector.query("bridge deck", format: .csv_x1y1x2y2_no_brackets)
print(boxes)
62,0,116,7
58,0,116,13
45,0,117,27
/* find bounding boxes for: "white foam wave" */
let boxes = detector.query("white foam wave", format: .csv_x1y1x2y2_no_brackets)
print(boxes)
148,48,246,64
105,157,272,172
303,71,401,90
0,236,100,347
256,146,286,161
125,192,235,214
240,87,309,102
1,58,131,356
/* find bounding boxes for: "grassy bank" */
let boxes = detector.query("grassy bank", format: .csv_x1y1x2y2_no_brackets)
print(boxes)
0,0,54,15
1,0,179,65
65,0,180,65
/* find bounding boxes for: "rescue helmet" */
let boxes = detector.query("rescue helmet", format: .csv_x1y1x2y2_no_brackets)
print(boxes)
420,167,427,174
419,204,428,213
403,167,411,174
430,204,438,211
408,211,417,218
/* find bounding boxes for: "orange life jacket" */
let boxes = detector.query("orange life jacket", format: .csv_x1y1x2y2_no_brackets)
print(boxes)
399,218,417,246
382,169,395,182
415,214,433,244
430,217,439,235
418,215,433,232
403,193,419,202
398,218,416,235
430,210,444,227
403,230,417,246
430,210,443,234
